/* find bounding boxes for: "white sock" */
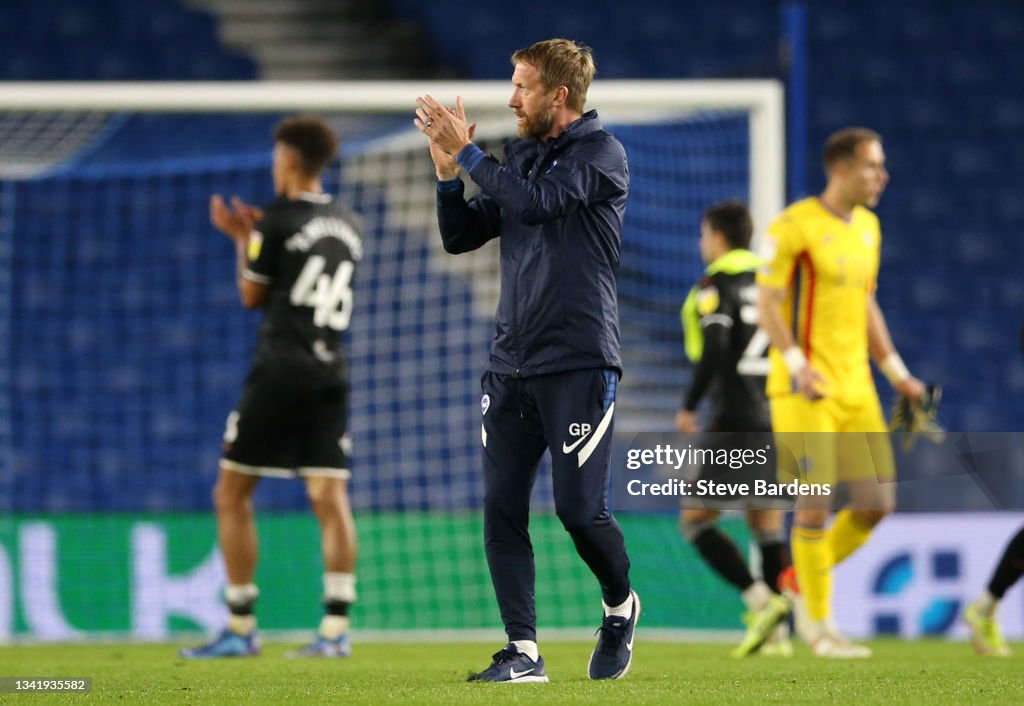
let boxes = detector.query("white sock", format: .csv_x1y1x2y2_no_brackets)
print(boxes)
511,639,539,662
323,572,357,603
975,590,998,618
741,580,772,611
809,619,829,643
821,615,853,642
224,583,259,607
603,593,634,618
318,615,350,639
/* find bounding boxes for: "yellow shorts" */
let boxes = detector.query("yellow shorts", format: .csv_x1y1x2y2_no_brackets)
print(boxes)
769,392,895,485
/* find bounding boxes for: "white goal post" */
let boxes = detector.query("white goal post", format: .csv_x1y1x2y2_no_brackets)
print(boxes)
0,79,784,235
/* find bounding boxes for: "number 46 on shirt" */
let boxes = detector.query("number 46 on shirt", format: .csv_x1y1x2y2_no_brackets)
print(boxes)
290,255,354,331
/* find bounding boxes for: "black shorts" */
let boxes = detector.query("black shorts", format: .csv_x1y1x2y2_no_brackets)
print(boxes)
681,428,789,510
220,363,350,479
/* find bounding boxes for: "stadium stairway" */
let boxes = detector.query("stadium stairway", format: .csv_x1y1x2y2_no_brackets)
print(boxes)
187,0,444,79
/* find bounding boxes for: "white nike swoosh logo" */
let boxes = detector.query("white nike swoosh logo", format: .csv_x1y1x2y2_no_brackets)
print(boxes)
508,666,534,679
625,591,639,652
562,436,588,454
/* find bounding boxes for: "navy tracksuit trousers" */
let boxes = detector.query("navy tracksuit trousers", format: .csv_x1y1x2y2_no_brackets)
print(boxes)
480,367,632,642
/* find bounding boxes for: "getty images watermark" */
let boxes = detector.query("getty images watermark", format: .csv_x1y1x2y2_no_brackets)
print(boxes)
622,434,833,499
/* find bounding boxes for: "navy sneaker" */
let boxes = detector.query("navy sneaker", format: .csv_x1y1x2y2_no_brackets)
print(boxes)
589,590,640,680
179,629,260,659
466,644,549,683
285,633,352,658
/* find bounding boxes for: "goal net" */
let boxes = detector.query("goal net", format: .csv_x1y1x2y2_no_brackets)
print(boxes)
0,80,783,640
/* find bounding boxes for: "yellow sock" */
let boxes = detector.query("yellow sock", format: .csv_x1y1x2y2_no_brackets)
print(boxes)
826,509,873,567
792,526,831,622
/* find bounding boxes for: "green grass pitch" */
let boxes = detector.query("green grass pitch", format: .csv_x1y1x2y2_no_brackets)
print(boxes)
1,639,1021,705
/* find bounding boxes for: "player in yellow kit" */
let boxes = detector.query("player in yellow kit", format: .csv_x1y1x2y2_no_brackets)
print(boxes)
756,127,925,658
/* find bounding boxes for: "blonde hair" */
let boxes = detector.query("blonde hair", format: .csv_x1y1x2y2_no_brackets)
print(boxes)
823,127,881,172
511,38,596,114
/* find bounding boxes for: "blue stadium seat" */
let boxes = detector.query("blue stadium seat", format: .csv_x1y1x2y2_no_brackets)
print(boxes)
52,2,106,41
0,0,254,80
416,3,470,66
993,189,1024,225
811,4,867,43
158,47,259,81
895,7,949,44
899,95,955,132
989,95,1024,132
59,41,156,80
463,43,516,81
0,45,64,80
596,50,650,80
944,53,999,87
945,141,997,179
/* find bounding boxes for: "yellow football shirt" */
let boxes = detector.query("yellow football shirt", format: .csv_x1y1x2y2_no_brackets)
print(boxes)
756,197,881,401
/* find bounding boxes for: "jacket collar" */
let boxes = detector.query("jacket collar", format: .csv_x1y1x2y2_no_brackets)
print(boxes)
551,109,602,147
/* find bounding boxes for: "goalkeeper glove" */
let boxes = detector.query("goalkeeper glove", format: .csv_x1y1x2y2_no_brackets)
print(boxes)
890,383,945,452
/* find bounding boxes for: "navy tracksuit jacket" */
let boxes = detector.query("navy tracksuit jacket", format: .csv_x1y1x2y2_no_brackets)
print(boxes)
437,109,626,378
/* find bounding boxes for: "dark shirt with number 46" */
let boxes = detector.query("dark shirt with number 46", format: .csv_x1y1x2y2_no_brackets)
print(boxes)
243,193,363,381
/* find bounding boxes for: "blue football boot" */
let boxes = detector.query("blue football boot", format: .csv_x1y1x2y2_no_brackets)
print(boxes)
179,629,260,659
285,633,352,658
